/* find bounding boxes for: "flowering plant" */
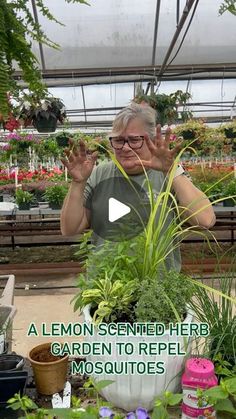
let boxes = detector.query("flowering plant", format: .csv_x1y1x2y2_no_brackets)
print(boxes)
17,95,67,128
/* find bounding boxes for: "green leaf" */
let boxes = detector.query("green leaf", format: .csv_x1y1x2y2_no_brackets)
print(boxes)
94,379,115,392
204,385,228,399
151,405,169,419
167,393,183,406
47,408,75,418
225,377,236,394
7,401,22,410
215,398,236,414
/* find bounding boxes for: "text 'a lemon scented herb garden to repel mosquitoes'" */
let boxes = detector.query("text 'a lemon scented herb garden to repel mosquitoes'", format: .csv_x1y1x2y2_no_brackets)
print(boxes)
27,322,209,376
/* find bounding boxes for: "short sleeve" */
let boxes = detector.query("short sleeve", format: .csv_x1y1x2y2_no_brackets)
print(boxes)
83,168,97,209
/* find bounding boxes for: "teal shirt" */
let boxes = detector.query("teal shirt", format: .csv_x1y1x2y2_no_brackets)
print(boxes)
84,161,181,272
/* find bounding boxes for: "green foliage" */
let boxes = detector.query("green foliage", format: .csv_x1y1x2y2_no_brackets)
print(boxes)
17,95,67,127
83,377,115,408
43,184,68,206
173,119,209,152
73,148,235,328
7,393,47,418
72,239,140,323
214,353,236,378
224,179,236,198
198,180,223,202
153,391,183,419
134,271,194,324
134,90,192,125
0,0,89,118
200,376,236,417
76,274,138,324
15,188,35,205
188,274,236,369
7,392,99,418
219,0,236,15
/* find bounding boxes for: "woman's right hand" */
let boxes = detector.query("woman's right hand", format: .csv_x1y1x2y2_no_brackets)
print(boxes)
61,140,98,183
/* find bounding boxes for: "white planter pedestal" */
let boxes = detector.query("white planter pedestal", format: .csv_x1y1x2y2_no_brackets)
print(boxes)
83,306,193,412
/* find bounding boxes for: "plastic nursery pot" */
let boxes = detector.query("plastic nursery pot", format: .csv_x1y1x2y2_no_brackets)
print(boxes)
224,128,236,139
49,202,62,210
223,198,235,207
0,354,24,372
0,370,28,407
33,116,57,133
29,342,69,395
18,203,31,210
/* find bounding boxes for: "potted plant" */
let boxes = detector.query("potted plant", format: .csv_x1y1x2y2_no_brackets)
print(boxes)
72,156,213,411
15,188,35,210
17,95,67,133
222,179,236,207
43,183,68,209
134,90,192,125
55,131,72,148
173,119,208,153
189,273,236,373
219,120,236,139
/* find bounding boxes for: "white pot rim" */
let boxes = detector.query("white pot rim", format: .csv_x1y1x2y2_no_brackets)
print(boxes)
83,304,194,334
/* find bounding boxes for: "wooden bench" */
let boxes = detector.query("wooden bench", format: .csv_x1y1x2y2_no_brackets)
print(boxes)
0,207,235,249
0,217,80,248
183,207,236,245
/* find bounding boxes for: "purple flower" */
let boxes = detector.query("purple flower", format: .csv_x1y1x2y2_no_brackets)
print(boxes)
126,408,150,419
99,406,114,418
6,133,21,141
26,134,35,141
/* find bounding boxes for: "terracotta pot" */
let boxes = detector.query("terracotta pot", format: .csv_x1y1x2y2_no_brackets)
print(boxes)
29,342,68,395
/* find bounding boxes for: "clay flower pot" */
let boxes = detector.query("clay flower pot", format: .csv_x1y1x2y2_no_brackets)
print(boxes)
29,342,68,395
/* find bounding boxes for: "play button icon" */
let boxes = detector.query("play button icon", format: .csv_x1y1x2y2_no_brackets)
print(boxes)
89,176,151,242
108,198,131,222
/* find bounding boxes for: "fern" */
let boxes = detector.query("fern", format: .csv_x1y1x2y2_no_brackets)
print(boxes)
0,0,89,118
219,0,236,15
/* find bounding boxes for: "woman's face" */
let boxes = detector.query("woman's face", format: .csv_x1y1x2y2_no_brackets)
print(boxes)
111,118,153,175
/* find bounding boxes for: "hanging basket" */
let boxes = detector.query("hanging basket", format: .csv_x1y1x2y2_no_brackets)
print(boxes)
224,128,236,139
33,115,57,133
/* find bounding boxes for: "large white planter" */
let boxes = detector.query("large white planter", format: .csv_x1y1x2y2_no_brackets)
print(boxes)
83,305,193,411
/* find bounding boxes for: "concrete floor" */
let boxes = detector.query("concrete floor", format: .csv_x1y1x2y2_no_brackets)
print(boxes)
11,274,84,357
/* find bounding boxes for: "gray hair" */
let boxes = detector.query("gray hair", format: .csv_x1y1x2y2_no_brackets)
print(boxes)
112,102,157,139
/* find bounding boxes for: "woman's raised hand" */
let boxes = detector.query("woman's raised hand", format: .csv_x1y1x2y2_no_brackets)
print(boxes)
132,125,182,175
61,139,98,183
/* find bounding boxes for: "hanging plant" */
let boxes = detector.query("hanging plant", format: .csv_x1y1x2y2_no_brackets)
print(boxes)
16,94,67,132
0,0,90,119
134,90,192,126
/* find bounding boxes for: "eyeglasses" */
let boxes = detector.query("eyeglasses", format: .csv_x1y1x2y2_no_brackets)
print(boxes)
109,135,145,150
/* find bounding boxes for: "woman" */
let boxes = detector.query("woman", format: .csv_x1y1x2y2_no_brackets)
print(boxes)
60,103,216,270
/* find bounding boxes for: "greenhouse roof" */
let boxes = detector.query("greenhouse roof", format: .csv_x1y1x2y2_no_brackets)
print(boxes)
14,0,236,128
17,0,236,83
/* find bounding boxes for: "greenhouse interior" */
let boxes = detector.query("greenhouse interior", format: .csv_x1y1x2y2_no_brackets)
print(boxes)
0,0,236,417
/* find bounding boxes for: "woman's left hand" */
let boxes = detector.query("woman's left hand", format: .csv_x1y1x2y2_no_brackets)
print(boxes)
133,124,182,175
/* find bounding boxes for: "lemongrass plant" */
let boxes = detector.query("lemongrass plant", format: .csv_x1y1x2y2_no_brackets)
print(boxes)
73,141,236,326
